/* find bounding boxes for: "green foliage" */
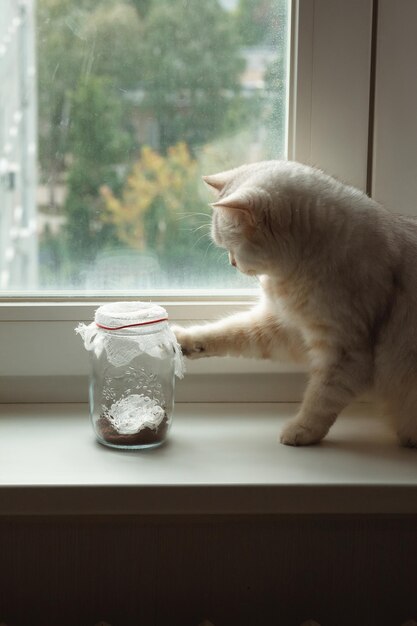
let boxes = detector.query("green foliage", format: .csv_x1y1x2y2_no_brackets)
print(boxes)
64,77,132,274
236,0,288,46
81,3,144,90
128,0,151,17
68,78,132,166
37,0,288,288
138,0,244,151
37,0,142,187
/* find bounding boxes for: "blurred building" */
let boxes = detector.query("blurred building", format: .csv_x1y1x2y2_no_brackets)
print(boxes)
0,0,37,291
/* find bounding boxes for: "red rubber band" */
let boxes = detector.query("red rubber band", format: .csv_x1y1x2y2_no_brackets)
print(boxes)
96,317,168,331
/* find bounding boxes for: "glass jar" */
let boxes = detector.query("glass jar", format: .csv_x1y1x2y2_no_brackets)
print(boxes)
76,302,184,450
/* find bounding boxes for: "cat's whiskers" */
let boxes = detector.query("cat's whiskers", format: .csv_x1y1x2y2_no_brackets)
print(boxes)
193,222,211,233
191,231,213,250
202,239,216,261
180,222,211,234
216,250,228,264
180,227,204,233
175,211,211,222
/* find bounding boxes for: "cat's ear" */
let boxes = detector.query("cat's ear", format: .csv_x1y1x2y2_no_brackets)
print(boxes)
202,171,234,192
211,191,248,211
211,191,255,227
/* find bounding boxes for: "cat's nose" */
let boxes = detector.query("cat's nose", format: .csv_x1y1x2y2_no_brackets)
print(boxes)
229,252,237,267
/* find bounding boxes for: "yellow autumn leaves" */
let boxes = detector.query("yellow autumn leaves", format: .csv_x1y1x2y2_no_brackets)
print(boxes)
101,143,199,251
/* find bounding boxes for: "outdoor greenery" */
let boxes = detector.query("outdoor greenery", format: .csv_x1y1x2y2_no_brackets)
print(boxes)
37,0,288,290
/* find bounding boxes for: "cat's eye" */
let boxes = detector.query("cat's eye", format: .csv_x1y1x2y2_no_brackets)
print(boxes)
0,0,290,294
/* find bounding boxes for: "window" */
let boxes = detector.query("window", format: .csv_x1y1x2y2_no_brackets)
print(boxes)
1,0,377,402
1,0,290,294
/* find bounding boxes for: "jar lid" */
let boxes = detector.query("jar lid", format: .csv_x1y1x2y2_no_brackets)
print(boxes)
94,301,168,331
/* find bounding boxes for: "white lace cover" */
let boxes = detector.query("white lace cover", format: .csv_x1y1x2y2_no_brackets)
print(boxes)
75,302,184,378
94,301,168,329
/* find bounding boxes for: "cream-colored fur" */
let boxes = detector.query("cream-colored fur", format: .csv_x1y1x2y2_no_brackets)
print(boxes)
173,160,417,447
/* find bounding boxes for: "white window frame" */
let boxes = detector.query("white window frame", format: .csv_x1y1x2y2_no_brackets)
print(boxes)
0,0,375,403
371,0,417,216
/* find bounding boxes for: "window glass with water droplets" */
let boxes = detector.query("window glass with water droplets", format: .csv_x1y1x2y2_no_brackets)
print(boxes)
0,0,290,294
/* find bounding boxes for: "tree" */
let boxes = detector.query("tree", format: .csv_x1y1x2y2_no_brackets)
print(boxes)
236,0,288,46
63,77,132,277
138,0,244,151
81,3,144,91
37,0,143,207
128,0,151,18
101,142,226,284
36,0,257,288
101,143,199,251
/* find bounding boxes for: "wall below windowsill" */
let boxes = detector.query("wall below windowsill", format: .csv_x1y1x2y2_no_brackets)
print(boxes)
1,402,416,516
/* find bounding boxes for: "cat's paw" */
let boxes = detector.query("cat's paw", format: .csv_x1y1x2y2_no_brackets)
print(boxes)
171,325,208,359
280,420,324,446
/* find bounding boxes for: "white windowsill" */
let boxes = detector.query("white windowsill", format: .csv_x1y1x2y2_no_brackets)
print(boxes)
1,402,416,516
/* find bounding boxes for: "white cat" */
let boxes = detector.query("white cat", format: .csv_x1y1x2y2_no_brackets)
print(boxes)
173,160,417,447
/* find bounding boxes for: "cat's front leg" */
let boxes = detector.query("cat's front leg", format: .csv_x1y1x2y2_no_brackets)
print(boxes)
280,353,371,446
172,312,261,359
172,308,305,361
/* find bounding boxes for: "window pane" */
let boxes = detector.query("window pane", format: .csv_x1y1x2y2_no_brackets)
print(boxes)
1,0,290,294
